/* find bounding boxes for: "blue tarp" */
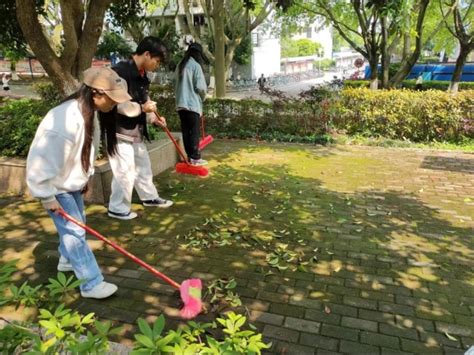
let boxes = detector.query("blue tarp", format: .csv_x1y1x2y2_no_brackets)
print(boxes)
364,63,474,81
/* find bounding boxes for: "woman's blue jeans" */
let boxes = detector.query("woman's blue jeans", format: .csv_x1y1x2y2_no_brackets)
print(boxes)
47,191,103,291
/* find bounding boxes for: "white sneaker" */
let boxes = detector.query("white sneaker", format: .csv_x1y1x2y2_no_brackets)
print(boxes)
107,210,138,220
57,256,73,272
190,158,208,166
142,197,173,208
80,281,118,299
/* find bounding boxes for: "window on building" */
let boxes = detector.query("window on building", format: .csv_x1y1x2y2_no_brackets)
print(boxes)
306,27,312,38
251,32,260,46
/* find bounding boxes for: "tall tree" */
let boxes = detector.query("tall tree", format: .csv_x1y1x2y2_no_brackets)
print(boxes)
443,0,473,92
15,0,112,94
182,0,274,97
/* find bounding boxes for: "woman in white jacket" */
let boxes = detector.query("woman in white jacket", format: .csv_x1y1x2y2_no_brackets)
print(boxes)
26,67,136,299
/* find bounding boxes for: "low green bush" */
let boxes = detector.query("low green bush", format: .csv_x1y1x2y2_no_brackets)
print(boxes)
0,98,49,157
336,88,473,141
0,84,472,159
344,79,474,91
401,80,474,91
0,260,270,354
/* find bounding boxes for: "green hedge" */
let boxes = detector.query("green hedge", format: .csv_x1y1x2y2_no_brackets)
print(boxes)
0,85,472,158
336,88,473,141
344,79,474,91
0,99,48,157
149,85,333,143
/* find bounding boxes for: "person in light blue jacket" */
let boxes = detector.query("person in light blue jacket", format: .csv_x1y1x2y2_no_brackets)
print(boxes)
175,42,208,166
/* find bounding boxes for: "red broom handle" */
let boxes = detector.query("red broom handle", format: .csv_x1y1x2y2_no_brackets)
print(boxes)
57,209,181,290
153,112,189,163
200,115,205,137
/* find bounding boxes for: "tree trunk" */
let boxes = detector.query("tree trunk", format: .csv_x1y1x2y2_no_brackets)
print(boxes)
369,59,379,90
213,0,226,98
15,0,111,95
389,0,430,87
449,44,472,92
380,16,389,88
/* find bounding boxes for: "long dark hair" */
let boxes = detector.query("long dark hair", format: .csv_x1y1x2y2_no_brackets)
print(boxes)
98,109,118,156
62,85,96,173
178,43,206,77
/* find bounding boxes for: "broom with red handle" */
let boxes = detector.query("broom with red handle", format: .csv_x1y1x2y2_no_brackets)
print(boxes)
57,209,202,319
154,112,209,177
198,115,214,150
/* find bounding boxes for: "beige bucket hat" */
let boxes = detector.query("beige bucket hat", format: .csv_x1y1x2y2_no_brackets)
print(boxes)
83,67,132,103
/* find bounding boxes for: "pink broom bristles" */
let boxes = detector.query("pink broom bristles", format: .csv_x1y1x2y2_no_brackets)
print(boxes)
179,279,203,319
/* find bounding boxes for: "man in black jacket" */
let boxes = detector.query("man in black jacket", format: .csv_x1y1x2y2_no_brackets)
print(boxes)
101,36,173,220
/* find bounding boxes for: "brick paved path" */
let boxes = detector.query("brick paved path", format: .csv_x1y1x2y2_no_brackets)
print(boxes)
1,143,473,354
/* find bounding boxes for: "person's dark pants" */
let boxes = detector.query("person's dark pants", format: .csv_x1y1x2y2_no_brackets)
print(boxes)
178,110,201,160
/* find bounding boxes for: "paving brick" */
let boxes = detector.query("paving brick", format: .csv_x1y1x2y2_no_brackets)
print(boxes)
379,324,418,341
394,315,435,332
328,285,360,297
263,324,300,343
379,302,415,316
380,348,414,355
435,322,472,337
249,311,284,326
419,330,463,348
321,324,359,341
300,333,339,351
400,339,443,354
343,296,378,310
315,276,345,286
258,291,290,304
241,297,271,312
395,295,430,308
234,286,258,298
247,280,279,292
326,303,358,317
270,303,305,318
341,316,378,332
284,316,321,334
284,270,315,281
277,284,307,296
454,314,474,327
296,280,329,291
305,308,341,325
315,350,342,355
359,309,394,324
340,340,380,354
273,341,315,354
360,289,395,303
415,305,454,322
360,331,400,350
289,295,323,309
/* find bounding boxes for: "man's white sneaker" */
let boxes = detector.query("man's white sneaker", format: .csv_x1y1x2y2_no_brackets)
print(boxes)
107,210,138,220
57,256,73,272
142,197,173,208
80,282,118,299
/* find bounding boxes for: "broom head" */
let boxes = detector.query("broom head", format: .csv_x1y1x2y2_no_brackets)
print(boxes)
198,135,214,150
176,162,209,177
179,278,202,319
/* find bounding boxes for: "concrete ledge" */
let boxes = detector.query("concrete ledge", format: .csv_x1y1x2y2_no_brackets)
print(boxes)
0,133,182,204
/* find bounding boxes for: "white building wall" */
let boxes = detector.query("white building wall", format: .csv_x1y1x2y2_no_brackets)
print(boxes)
292,18,333,59
251,36,281,79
